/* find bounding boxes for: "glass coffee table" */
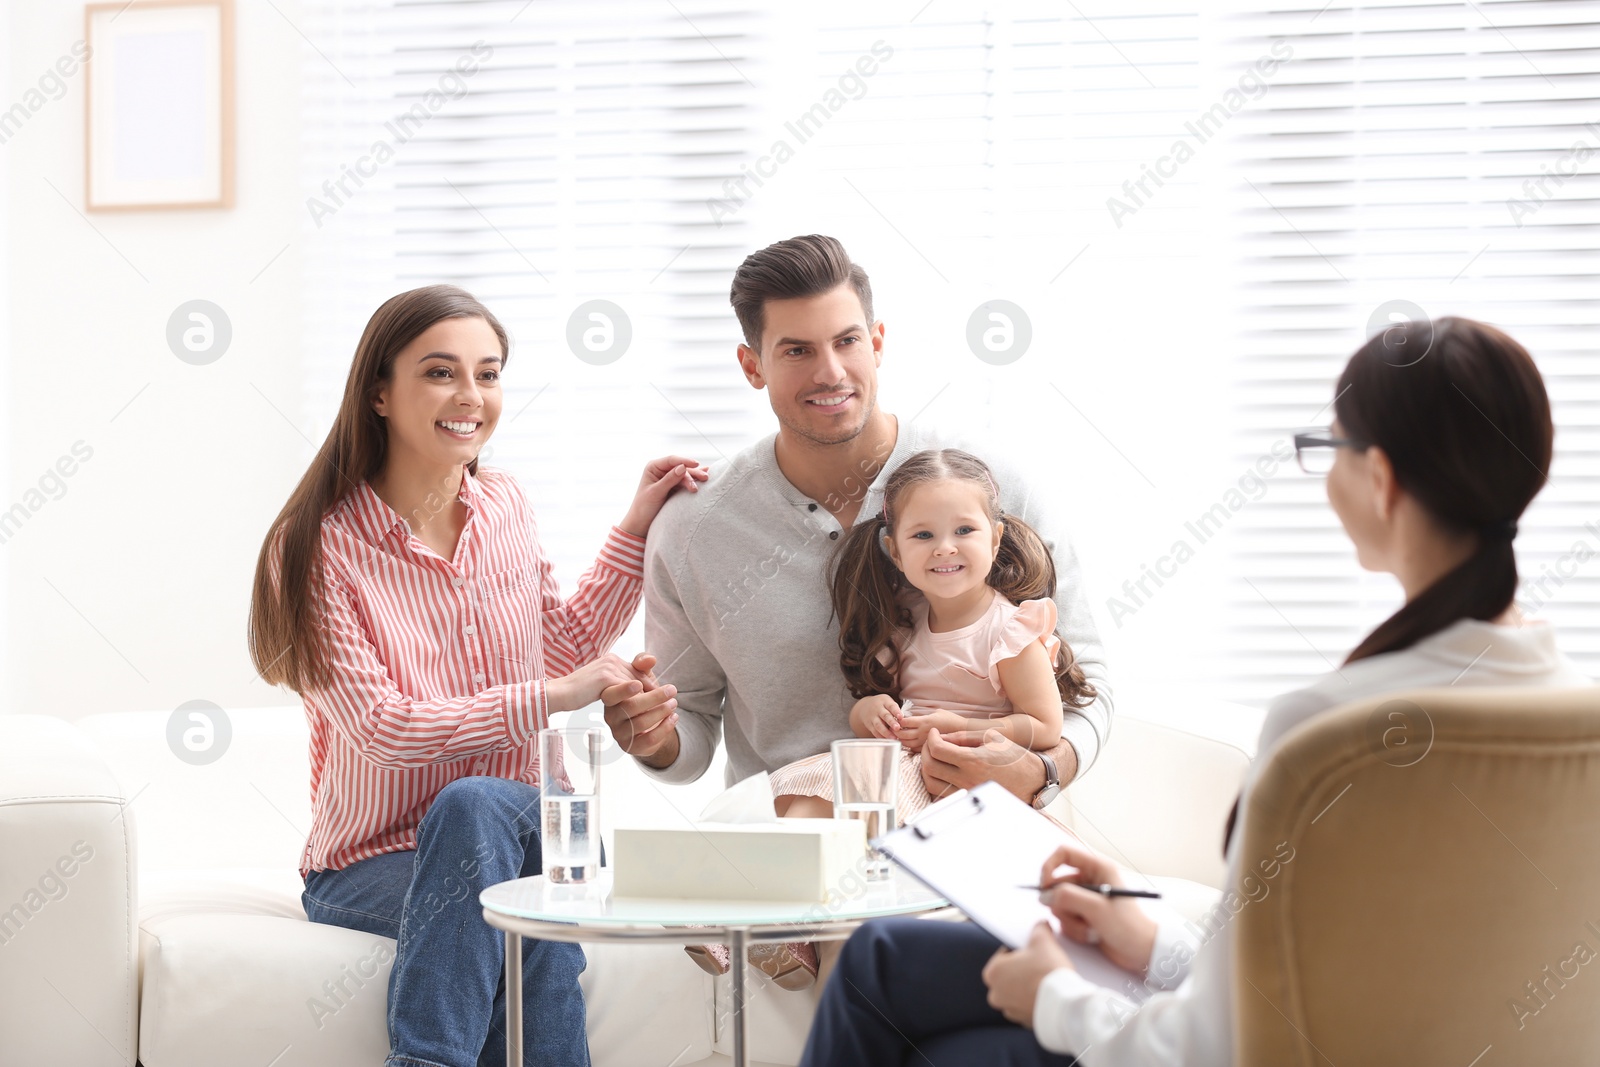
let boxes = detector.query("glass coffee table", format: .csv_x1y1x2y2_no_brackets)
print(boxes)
480,868,946,1067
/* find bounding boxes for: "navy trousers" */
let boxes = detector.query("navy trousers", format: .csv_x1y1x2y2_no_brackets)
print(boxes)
800,917,1079,1067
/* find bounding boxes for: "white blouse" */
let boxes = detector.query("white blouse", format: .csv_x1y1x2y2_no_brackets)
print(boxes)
1032,618,1592,1065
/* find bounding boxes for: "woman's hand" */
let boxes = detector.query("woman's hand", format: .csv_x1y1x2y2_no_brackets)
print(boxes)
1038,840,1160,974
850,694,902,739
895,708,966,752
982,923,1073,1028
619,456,709,538
546,652,653,715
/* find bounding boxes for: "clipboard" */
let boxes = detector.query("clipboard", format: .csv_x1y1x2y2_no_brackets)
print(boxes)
875,780,1146,992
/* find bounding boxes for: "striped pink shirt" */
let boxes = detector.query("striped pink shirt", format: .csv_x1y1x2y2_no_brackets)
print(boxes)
299,466,645,874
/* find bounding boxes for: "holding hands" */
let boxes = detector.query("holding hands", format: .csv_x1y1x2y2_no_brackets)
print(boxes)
600,652,680,765
619,456,709,538
547,652,656,714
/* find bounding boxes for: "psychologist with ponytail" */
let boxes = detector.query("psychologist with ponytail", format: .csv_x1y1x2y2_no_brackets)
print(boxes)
801,315,1593,1066
248,284,705,1067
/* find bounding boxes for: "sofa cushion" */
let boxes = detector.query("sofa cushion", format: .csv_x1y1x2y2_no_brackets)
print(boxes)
136,883,712,1067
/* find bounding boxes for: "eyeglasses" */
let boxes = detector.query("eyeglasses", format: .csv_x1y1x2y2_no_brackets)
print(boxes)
1293,428,1363,475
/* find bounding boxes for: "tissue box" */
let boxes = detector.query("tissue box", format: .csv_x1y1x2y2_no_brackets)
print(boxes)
612,818,869,902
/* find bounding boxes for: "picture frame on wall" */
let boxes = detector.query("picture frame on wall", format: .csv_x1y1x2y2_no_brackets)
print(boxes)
84,0,235,211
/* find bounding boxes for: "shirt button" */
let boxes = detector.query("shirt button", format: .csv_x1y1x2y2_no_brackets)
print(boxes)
829,530,839,540
451,576,464,589
473,672,486,684
464,625,477,636
808,503,818,512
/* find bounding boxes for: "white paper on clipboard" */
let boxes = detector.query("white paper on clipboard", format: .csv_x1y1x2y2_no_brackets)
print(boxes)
875,780,1145,993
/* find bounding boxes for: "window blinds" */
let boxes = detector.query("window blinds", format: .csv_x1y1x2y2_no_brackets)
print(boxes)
1215,0,1600,701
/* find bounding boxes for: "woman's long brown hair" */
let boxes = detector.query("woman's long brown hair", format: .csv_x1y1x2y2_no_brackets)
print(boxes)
247,285,509,694
1337,316,1552,664
829,448,1096,708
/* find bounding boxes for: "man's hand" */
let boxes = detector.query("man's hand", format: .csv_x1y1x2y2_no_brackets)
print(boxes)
920,728,1078,804
981,923,1074,1028
600,652,679,768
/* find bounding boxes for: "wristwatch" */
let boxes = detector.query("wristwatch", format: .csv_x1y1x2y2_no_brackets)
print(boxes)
1031,751,1062,810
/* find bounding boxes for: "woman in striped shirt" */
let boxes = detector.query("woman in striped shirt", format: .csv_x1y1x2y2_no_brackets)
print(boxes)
248,284,704,1067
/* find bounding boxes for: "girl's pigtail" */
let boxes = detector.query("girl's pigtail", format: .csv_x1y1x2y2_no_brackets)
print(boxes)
992,512,1097,710
828,513,911,698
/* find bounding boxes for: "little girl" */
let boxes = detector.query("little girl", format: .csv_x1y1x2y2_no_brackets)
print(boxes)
768,447,1097,822
686,448,1096,989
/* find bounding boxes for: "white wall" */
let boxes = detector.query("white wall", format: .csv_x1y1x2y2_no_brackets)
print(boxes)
4,0,307,718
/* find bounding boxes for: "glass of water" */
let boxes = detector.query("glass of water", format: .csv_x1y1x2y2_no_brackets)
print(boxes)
832,738,899,882
539,727,603,884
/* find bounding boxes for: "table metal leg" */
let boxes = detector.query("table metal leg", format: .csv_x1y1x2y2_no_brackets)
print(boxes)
729,926,749,1067
506,929,523,1067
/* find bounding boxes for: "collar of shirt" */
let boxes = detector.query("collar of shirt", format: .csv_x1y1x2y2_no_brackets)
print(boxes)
341,465,485,547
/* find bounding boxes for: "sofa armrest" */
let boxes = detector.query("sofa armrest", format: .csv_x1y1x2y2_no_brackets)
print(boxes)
0,715,137,1067
1059,714,1250,890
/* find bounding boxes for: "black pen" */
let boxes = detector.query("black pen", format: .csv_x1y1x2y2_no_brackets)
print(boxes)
1017,882,1162,899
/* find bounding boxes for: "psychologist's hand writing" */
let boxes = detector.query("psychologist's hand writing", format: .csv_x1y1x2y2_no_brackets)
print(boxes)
921,727,1074,804
981,923,1071,1029
1038,840,1159,974
600,652,680,768
546,653,653,714
619,456,709,538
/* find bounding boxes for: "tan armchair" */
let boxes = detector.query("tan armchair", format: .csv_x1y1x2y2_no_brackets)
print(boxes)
1233,686,1600,1067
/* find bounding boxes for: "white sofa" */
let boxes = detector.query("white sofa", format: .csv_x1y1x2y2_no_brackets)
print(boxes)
0,699,1252,1067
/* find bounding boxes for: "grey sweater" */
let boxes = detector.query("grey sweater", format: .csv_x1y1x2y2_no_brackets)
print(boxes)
641,420,1113,787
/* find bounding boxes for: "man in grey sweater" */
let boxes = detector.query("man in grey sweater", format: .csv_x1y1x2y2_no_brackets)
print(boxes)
602,235,1112,807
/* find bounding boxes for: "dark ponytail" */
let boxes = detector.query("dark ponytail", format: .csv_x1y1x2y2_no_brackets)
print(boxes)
992,512,1096,708
1336,317,1551,664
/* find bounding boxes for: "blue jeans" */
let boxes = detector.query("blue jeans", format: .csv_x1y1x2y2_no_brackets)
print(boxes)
302,776,590,1067
800,917,1077,1067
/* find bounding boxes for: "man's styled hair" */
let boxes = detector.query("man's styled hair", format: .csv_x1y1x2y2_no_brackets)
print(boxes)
729,234,874,350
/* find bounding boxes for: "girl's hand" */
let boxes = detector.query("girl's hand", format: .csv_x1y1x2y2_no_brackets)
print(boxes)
1037,840,1160,974
619,456,709,538
896,708,966,752
850,694,902,740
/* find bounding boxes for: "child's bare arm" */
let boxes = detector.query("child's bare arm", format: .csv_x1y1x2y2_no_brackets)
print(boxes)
990,640,1066,750
898,641,1065,751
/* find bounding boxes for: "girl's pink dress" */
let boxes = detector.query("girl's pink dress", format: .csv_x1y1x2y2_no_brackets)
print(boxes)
768,589,1061,823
